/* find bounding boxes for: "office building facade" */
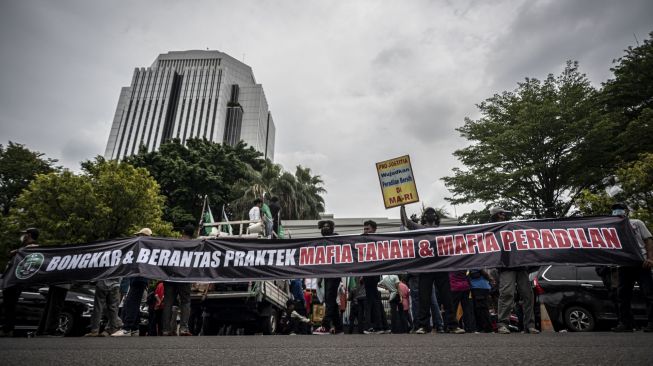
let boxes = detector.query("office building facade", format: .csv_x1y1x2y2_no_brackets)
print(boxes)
104,50,275,161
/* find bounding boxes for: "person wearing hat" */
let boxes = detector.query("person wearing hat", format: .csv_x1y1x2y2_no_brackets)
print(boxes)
112,228,153,336
400,205,465,334
0,228,40,337
610,203,653,332
312,220,344,335
490,207,539,335
161,224,194,336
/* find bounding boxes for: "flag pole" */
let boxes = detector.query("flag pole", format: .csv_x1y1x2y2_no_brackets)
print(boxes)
198,195,208,236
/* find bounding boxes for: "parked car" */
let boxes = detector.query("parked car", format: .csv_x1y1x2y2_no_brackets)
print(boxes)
0,276,95,336
534,265,647,332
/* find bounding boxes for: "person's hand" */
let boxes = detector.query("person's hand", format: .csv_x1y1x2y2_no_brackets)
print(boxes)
643,259,653,269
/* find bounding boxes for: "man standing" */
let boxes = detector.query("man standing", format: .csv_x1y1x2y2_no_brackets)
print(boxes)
161,224,194,336
491,207,539,334
84,277,123,337
247,198,263,235
1,228,39,337
361,220,390,334
400,205,464,334
312,220,343,335
610,203,653,332
269,196,282,238
112,228,152,336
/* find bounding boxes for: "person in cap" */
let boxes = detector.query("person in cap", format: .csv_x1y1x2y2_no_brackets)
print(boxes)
0,228,40,337
112,228,152,336
312,220,344,335
361,220,390,334
161,224,194,336
491,207,539,335
400,205,465,334
610,203,653,332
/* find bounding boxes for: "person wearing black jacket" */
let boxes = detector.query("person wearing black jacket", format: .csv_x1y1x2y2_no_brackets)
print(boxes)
312,220,343,335
400,205,465,334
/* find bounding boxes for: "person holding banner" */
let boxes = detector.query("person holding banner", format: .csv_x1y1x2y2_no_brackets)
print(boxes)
491,207,539,335
161,224,194,336
400,205,465,334
312,220,344,335
1,228,40,337
610,203,653,332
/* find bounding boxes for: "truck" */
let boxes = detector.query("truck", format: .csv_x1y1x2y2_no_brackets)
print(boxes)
193,218,292,335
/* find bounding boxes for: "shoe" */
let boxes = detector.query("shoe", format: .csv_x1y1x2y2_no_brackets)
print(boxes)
527,327,540,334
363,328,376,334
312,326,330,335
436,327,446,334
330,328,344,335
497,326,511,334
642,324,653,333
84,331,100,337
611,324,634,332
289,332,297,335
415,327,427,334
0,330,14,337
111,329,133,337
179,330,193,336
449,327,465,334
100,330,111,337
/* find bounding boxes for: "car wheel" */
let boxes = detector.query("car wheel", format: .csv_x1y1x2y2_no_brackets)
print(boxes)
57,311,75,336
260,310,278,335
564,306,595,332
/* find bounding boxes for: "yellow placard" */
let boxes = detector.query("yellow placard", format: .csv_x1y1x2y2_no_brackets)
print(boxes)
375,155,419,209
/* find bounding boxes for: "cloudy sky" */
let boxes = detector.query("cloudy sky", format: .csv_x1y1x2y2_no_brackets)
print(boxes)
1,0,651,220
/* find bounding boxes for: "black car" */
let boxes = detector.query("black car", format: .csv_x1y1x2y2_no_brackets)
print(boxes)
0,277,95,336
534,265,647,332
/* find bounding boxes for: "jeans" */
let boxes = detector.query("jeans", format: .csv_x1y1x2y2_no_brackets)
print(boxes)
162,282,191,333
418,272,457,330
497,269,534,329
617,266,653,328
122,278,147,331
89,283,122,332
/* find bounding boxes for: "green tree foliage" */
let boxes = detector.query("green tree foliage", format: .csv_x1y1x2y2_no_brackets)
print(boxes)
9,159,173,246
125,139,265,228
0,142,59,216
443,62,611,218
577,153,653,227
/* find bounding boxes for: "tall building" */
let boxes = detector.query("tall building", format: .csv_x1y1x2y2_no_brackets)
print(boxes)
104,50,275,161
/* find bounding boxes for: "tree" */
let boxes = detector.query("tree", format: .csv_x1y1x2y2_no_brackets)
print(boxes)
443,62,611,218
576,153,653,227
9,159,173,246
0,141,59,216
600,31,653,165
125,139,265,228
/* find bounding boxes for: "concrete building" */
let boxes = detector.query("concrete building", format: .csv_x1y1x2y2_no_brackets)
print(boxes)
104,50,275,161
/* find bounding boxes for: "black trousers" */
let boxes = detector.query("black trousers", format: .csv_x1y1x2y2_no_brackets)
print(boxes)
471,288,492,332
363,276,388,331
2,286,22,333
418,272,457,330
37,286,68,335
451,290,476,332
321,278,342,331
617,266,653,327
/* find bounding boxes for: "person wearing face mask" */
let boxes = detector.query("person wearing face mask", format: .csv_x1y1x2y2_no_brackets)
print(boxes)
610,203,653,332
400,205,465,334
0,228,40,337
312,220,344,335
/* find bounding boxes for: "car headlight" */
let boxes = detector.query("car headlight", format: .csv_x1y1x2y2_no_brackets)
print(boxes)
82,304,94,317
77,295,95,302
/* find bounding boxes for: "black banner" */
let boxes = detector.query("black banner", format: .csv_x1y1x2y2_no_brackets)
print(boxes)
2,216,644,287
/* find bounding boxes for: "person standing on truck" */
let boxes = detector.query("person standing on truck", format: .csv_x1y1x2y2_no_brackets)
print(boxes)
161,224,194,336
313,220,344,335
247,199,264,235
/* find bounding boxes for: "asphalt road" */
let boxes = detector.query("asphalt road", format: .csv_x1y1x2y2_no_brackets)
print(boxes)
1,332,652,365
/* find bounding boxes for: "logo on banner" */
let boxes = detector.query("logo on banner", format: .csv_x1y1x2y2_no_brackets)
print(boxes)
15,253,45,280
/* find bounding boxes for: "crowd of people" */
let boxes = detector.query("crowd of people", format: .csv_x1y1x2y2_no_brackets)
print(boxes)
1,202,652,337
